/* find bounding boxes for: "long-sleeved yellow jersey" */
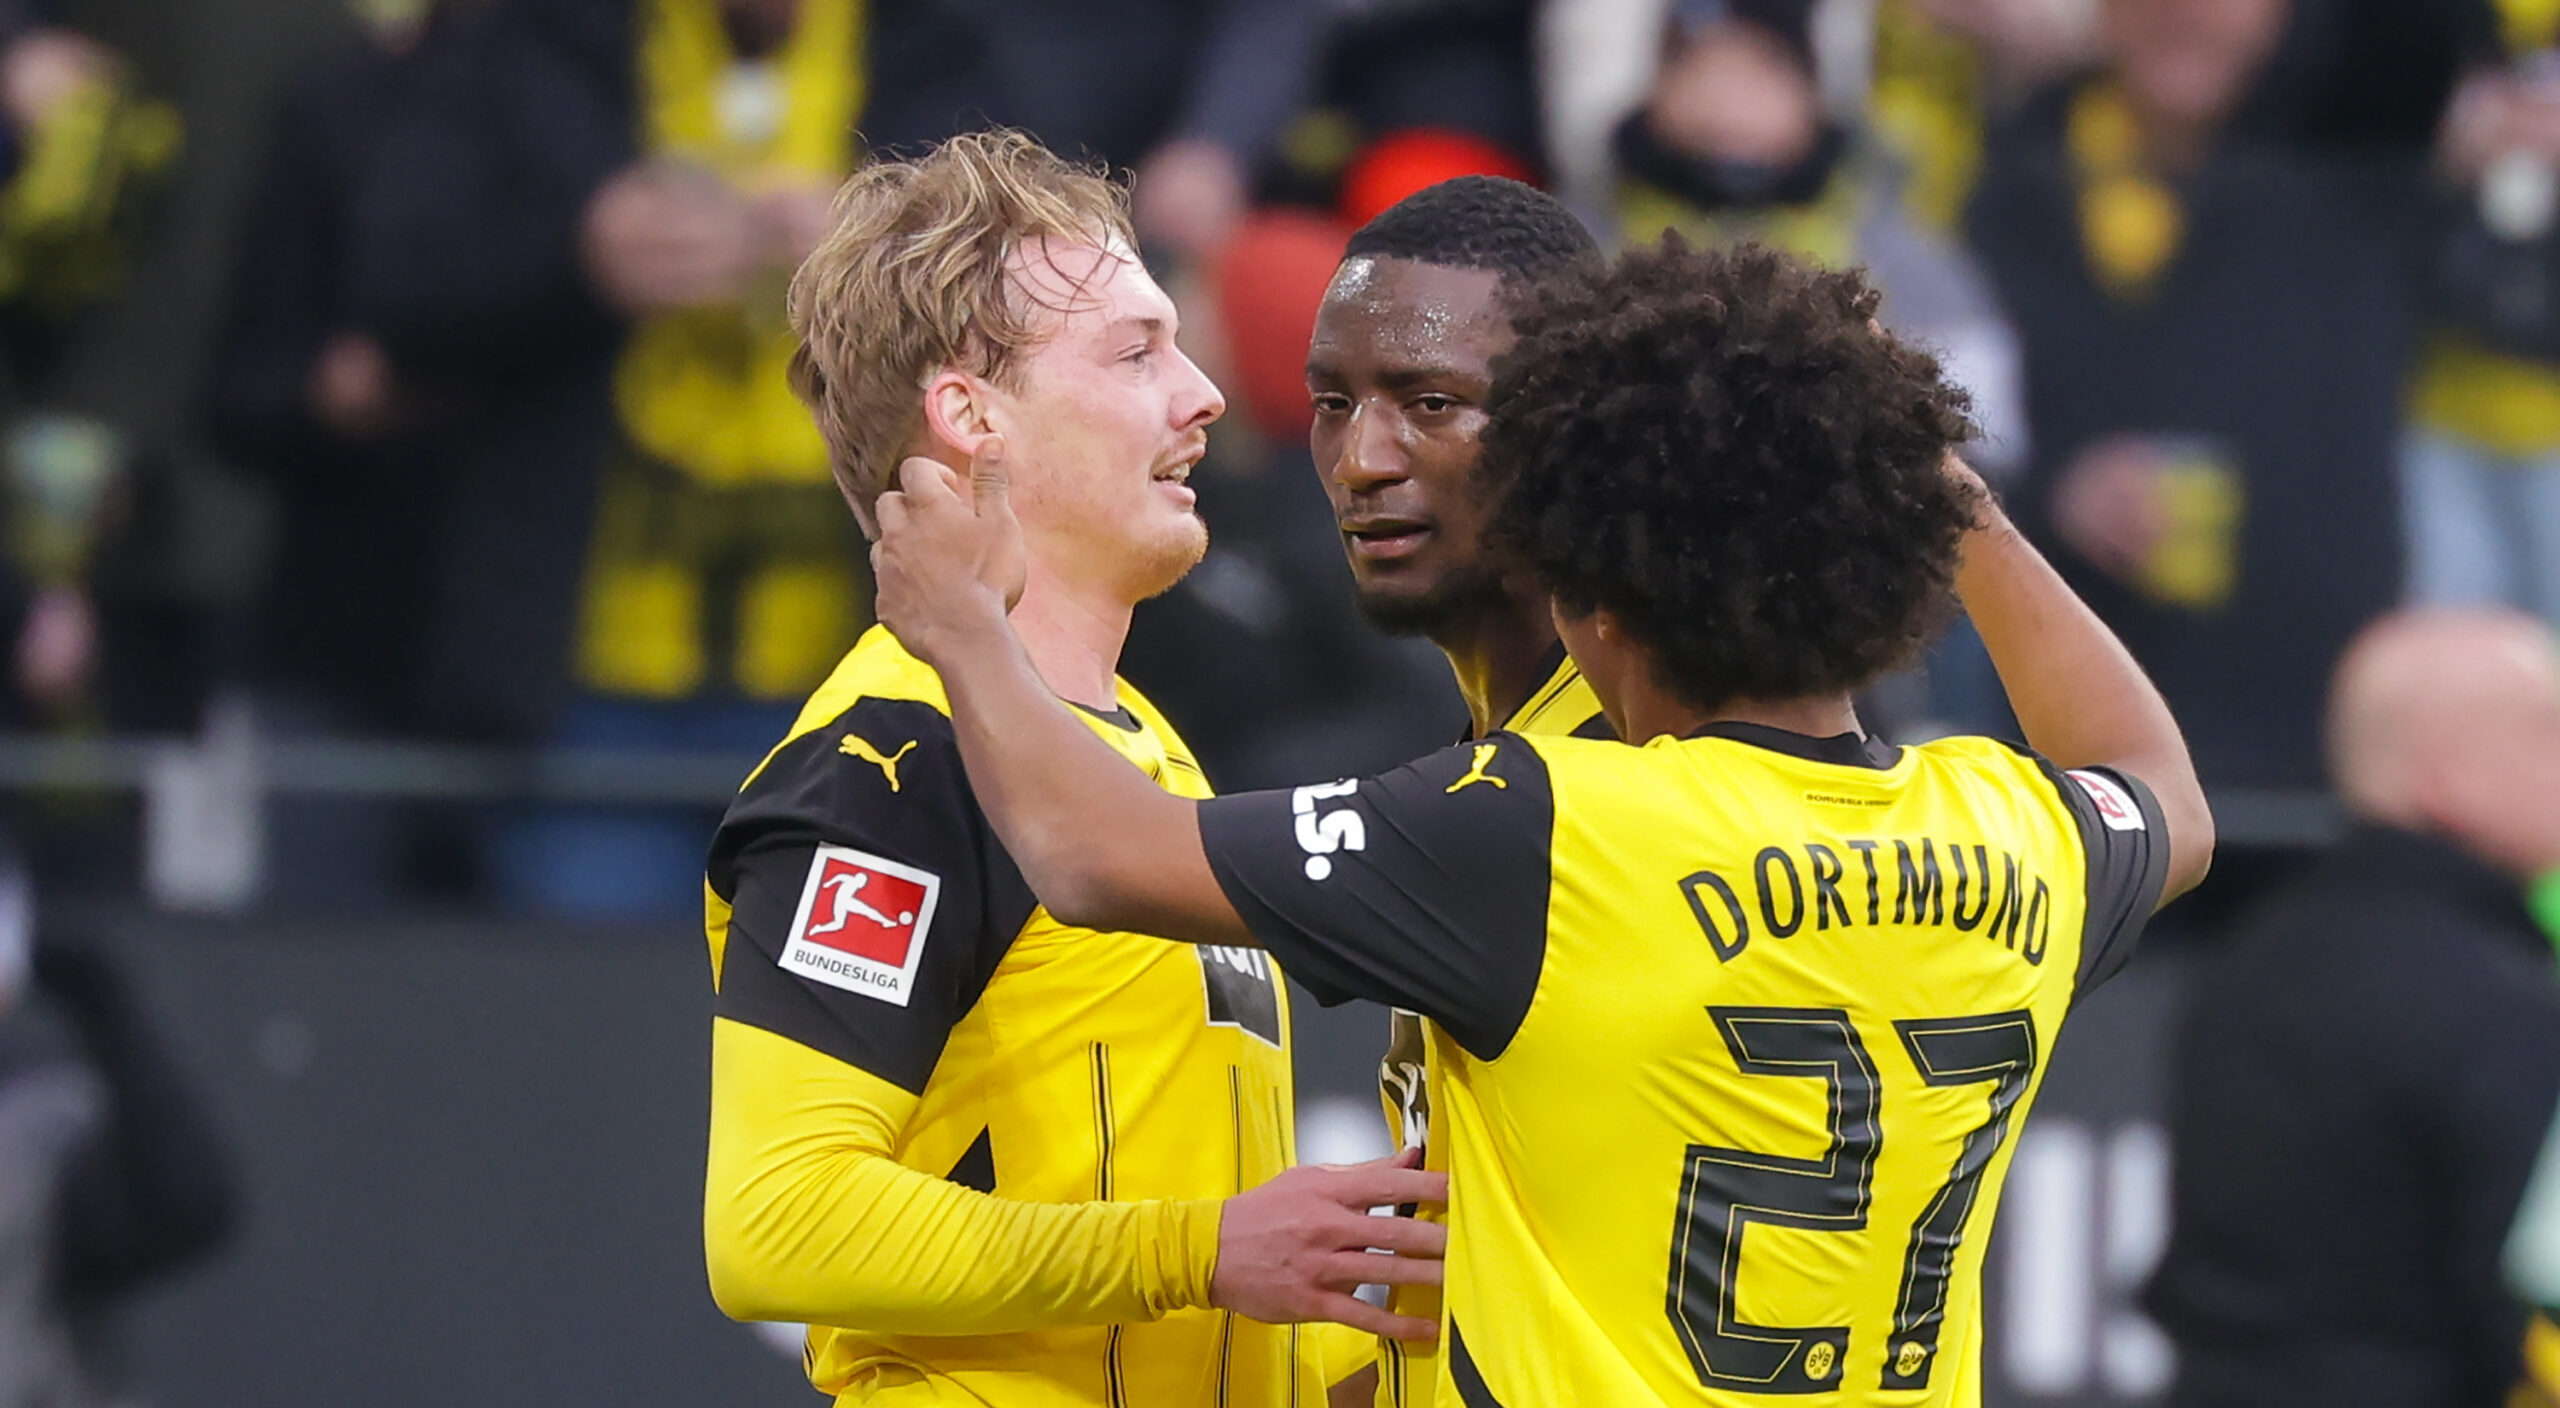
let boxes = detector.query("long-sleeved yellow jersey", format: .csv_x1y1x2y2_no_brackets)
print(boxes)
705,626,1341,1405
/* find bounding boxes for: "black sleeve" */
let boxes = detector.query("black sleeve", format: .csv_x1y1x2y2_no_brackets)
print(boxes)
708,698,1037,1096
1197,734,1554,1061
2037,761,2173,999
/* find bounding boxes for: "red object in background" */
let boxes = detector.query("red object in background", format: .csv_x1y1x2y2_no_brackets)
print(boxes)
1337,128,1539,229
1216,210,1351,441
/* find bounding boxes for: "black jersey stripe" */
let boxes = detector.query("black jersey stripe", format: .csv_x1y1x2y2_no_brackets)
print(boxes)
1448,1320,1511,1408
1089,1043,1117,1201
1104,1324,1128,1408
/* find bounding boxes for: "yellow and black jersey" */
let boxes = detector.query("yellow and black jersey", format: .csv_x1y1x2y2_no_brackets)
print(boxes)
1204,722,2169,1406
706,625,1331,1407
1374,646,1607,1406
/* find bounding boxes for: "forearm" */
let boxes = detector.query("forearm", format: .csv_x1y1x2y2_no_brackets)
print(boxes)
705,1020,1221,1331
930,618,1238,939
1956,497,2213,894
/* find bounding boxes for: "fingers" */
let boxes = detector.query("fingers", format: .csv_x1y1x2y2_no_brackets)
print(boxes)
896,455,962,502
971,434,1009,507
874,490,909,534
1346,1213,1446,1259
1328,1249,1443,1287
1307,1293,1439,1344
1321,1163,1449,1212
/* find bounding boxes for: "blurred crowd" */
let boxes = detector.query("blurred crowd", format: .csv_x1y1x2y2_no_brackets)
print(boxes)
0,0,2529,917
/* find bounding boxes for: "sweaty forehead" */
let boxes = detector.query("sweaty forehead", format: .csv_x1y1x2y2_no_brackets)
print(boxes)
1310,256,1510,373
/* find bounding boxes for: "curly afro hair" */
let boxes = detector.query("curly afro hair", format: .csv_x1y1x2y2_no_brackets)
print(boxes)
1483,238,1978,711
1342,176,1601,286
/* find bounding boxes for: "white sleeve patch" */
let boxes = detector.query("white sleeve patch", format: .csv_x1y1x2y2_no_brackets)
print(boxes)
776,846,942,1006
2066,770,2145,832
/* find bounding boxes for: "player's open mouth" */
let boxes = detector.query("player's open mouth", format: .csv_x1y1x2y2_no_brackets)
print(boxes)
1151,457,1198,508
1342,517,1431,562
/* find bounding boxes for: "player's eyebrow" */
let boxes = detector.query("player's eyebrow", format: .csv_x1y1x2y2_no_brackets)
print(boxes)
1372,364,1477,389
1107,315,1171,343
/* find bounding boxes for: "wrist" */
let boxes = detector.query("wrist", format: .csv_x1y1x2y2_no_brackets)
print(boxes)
1165,1196,1226,1312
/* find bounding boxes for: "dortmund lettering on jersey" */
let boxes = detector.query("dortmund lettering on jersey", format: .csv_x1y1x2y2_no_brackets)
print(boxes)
1204,720,2168,1406
708,625,1317,1406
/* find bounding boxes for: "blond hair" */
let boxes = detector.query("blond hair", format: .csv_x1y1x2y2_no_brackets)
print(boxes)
787,129,1135,532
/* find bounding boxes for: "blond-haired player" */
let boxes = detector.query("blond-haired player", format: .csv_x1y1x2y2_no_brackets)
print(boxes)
702,129,1436,1407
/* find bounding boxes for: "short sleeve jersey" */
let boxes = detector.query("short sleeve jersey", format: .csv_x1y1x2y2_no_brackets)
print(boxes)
709,626,1315,1406
1202,723,2168,1407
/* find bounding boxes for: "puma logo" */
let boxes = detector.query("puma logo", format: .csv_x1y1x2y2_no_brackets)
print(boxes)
1445,742,1508,794
839,734,918,791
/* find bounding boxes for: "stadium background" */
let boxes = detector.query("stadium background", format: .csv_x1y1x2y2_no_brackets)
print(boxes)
0,0,2508,1403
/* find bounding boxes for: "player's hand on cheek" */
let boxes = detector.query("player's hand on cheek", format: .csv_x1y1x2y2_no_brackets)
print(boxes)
870,437,1027,667
1210,1148,1447,1341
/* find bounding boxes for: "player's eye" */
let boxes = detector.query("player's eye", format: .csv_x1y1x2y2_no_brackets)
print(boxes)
1412,394,1460,415
1310,392,1351,416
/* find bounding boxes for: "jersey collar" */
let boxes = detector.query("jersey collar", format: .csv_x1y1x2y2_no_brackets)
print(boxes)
1688,719,1902,770
1465,643,1588,742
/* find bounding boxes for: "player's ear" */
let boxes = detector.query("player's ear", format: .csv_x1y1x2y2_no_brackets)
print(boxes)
922,369,1003,465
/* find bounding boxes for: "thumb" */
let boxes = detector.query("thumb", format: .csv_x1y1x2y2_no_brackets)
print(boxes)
971,434,1009,511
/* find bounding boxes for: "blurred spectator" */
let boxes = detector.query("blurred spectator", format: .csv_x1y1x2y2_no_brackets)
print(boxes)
0,887,238,1406
2147,609,2560,1408
203,0,462,908
354,0,867,915
208,0,447,734
1607,2,2026,472
2403,2,2560,627
0,10,180,737
1967,0,2420,791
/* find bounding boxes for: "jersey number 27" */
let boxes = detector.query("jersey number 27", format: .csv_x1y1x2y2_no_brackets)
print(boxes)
1668,1005,2036,1394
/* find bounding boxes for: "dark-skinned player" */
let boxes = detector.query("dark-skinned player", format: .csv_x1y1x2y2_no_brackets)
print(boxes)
1301,175,1604,1407
866,239,2213,1406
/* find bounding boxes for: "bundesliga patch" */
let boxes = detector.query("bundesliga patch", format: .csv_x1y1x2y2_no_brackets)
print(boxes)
779,846,941,1006
2066,769,2145,832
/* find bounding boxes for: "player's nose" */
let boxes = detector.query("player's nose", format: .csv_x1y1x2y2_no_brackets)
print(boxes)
1329,401,1406,493
1171,346,1225,431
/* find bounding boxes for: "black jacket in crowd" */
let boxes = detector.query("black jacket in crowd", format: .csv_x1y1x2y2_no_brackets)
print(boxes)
1968,83,2423,790
2146,826,2560,1407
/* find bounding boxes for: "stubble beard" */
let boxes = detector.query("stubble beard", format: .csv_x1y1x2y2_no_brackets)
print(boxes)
1351,561,1513,639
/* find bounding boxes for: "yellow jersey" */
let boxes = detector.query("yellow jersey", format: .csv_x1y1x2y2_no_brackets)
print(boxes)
707,625,1333,1406
1203,722,2168,1405
1374,646,1608,1407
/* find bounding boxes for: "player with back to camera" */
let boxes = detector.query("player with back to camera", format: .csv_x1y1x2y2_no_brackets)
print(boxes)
868,239,2214,1405
1298,174,1605,1408
699,130,1439,1408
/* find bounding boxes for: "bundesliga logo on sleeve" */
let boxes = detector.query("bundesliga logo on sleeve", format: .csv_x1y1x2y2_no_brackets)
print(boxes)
2067,770,2145,831
779,845,941,1005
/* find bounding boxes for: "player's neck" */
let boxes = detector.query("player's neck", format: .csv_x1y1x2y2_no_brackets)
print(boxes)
1630,694,1863,746
1433,590,1567,739
1008,564,1132,713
